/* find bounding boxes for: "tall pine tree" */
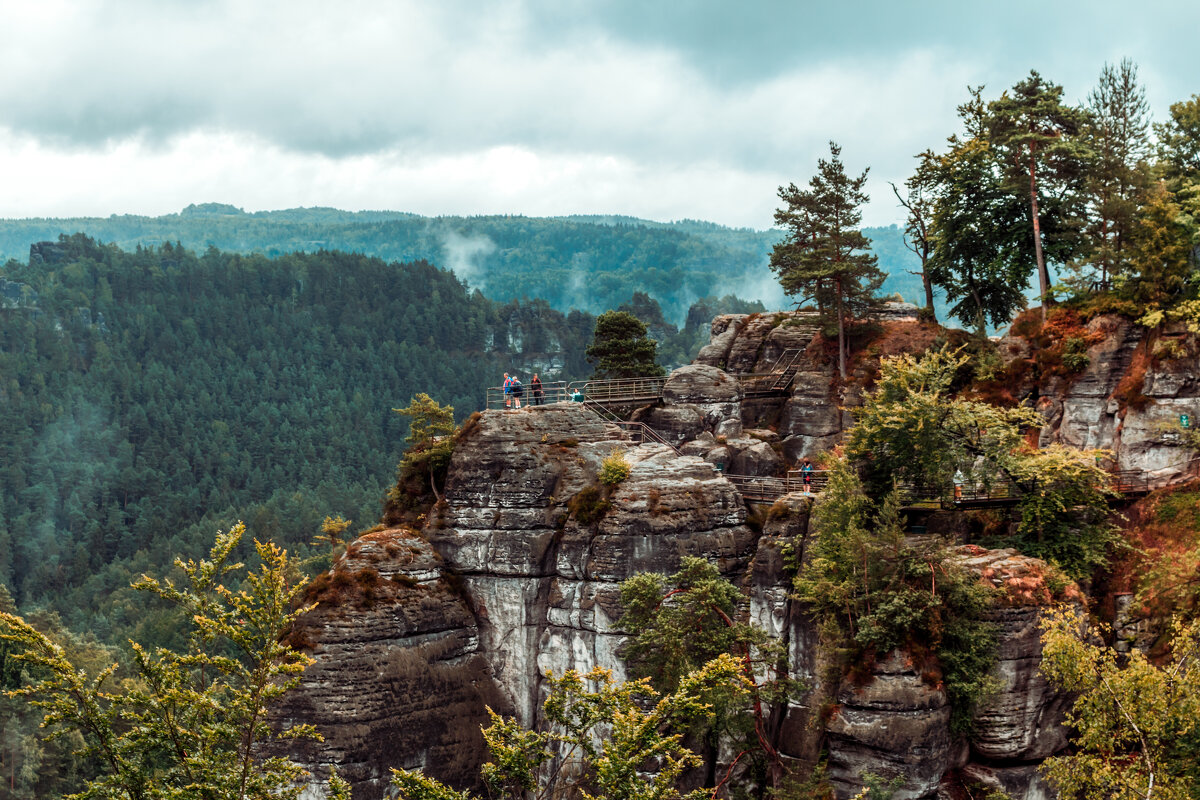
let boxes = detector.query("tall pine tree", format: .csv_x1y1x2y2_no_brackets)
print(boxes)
770,142,884,379
986,71,1090,317
1081,59,1152,286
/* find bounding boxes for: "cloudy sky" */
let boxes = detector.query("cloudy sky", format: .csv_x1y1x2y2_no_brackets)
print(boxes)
1,0,1196,228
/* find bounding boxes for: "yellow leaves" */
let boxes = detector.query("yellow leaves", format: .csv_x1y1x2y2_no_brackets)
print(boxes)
1040,606,1200,798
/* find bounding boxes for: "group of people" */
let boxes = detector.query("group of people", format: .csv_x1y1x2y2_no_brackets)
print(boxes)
502,373,544,408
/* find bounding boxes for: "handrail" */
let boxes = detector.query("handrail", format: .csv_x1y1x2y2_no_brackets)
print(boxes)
486,380,573,409
607,421,682,454
567,376,668,403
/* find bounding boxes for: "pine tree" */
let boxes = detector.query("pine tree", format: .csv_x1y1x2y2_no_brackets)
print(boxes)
986,71,1091,317
1082,59,1152,286
1121,181,1196,313
585,311,666,380
770,142,885,379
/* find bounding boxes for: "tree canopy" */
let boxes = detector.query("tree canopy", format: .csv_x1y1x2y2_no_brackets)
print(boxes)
585,311,666,380
770,141,885,378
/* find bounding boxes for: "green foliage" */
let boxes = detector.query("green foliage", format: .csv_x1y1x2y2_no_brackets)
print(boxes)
598,450,631,486
919,117,1034,333
794,460,998,733
618,560,795,786
618,557,759,694
567,485,611,526
1039,608,1200,800
586,311,666,379
0,237,572,647
846,346,1039,494
1059,336,1091,372
1005,445,1120,580
395,393,457,450
1077,60,1152,288
1154,93,1200,191
848,346,1118,581
1118,182,1197,313
985,71,1091,306
770,142,885,377
0,523,319,800
392,656,751,800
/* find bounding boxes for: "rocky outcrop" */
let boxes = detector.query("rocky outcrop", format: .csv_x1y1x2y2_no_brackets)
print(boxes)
826,651,959,800
426,403,756,725
275,529,507,799
816,546,1082,800
1007,314,1200,481
285,306,1200,799
951,547,1079,764
695,312,821,374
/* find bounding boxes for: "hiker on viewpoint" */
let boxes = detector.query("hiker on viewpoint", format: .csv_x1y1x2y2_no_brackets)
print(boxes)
511,376,524,409
801,459,814,493
531,374,544,405
503,373,512,408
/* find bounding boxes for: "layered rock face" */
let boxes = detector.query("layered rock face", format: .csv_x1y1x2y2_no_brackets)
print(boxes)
274,529,507,799
284,308,1177,799
282,403,1080,800
819,547,1081,800
426,403,756,725
1005,314,1200,480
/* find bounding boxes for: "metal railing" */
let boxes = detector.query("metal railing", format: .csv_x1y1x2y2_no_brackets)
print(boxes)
567,376,668,404
607,421,682,454
485,376,668,409
724,469,829,503
739,348,809,397
486,380,572,409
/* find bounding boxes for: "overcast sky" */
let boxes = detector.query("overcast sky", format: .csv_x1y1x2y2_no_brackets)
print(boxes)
1,0,1196,229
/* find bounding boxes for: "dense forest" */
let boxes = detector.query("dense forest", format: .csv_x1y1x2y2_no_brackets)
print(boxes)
0,209,937,324
0,237,547,641
0,235,771,649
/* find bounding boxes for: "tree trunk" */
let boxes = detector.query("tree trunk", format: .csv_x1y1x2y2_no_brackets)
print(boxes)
922,263,935,316
1028,141,1050,321
836,278,846,380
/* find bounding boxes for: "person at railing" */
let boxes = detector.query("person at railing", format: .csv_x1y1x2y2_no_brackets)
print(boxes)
801,459,814,494
571,388,584,402
503,373,513,408
531,374,544,406
511,376,524,409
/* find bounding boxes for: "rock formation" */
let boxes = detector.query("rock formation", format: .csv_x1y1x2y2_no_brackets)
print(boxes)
282,308,1197,799
1002,313,1200,481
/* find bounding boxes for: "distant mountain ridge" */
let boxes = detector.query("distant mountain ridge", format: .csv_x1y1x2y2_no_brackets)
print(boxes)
0,206,937,324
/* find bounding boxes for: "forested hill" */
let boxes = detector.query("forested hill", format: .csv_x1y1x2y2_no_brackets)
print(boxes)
0,235,615,642
0,207,930,324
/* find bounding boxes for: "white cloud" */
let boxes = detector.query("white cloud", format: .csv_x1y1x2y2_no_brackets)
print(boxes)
0,0,1192,228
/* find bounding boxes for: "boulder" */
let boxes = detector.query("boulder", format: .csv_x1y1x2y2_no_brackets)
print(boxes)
726,437,784,476
661,365,744,437
273,529,507,799
825,651,959,799
695,315,747,368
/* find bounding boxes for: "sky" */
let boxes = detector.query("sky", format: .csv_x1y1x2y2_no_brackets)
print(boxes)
1,0,1197,229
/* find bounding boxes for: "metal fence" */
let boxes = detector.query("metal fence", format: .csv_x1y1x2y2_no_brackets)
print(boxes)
485,376,667,409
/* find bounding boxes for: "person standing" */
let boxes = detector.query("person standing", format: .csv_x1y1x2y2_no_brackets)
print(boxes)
531,373,544,405
511,376,523,409
503,373,512,408
801,459,814,493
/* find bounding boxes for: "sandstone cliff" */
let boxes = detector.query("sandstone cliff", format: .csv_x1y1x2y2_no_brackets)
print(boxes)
280,307,1200,800
283,410,1078,800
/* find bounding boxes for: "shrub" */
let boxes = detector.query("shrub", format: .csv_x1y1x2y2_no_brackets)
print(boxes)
1060,336,1091,372
567,485,611,526
599,449,631,485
